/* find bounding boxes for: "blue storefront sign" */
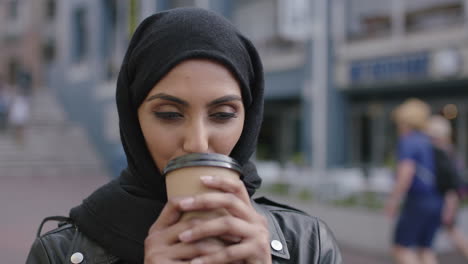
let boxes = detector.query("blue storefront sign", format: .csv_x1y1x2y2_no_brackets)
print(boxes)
350,52,429,85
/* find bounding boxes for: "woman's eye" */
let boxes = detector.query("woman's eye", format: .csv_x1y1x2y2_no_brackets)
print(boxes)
154,112,183,120
210,112,237,121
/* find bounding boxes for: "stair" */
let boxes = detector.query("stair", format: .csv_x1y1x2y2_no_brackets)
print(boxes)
0,88,109,177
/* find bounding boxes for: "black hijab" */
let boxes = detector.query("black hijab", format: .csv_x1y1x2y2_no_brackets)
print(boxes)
70,7,264,263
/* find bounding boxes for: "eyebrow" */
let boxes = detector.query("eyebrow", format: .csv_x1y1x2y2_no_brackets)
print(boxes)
207,95,242,107
145,93,188,106
145,93,242,107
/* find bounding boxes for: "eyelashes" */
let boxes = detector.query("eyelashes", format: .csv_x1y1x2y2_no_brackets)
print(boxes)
154,111,238,122
154,112,183,120
209,112,237,120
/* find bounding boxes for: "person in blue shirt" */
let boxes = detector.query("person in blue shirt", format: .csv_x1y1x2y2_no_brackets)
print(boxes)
385,98,443,264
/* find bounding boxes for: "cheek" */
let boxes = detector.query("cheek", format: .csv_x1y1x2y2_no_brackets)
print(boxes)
141,122,178,171
212,117,245,155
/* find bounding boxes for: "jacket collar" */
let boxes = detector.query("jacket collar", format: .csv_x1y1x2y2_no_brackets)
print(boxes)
252,198,290,260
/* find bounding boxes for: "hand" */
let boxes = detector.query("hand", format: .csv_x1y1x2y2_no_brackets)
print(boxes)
384,197,399,219
177,175,271,264
442,191,459,226
144,197,226,263
442,206,455,226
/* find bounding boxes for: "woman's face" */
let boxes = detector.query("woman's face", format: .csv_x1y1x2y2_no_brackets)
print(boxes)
138,59,245,172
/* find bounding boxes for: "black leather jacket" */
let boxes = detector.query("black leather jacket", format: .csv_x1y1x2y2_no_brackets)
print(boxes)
26,197,342,263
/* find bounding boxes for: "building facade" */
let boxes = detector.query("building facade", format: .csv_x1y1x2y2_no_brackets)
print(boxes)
0,0,56,89
229,0,345,172
332,0,468,170
5,0,341,176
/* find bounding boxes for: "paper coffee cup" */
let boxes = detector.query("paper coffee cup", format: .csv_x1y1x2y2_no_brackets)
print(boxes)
163,153,242,221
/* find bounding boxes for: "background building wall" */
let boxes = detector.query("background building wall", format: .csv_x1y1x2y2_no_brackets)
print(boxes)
2,0,343,176
333,0,468,171
0,0,50,89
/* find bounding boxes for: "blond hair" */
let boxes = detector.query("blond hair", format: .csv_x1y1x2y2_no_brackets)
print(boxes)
392,98,430,130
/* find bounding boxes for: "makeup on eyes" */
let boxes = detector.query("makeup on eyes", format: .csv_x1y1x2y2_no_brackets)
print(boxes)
151,100,239,117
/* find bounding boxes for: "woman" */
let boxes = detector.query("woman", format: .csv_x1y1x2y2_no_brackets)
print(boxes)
427,115,468,261
26,8,341,264
386,99,443,264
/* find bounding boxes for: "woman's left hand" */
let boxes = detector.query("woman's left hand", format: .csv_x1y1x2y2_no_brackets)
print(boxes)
177,175,271,264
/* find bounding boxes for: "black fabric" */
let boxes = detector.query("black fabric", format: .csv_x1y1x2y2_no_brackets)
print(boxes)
433,146,460,195
69,7,264,263
28,199,343,264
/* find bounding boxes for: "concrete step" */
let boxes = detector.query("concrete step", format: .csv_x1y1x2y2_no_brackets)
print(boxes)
0,126,101,164
28,88,67,125
1,165,106,177
0,88,108,177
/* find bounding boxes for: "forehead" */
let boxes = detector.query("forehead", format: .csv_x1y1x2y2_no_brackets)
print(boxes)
147,59,242,96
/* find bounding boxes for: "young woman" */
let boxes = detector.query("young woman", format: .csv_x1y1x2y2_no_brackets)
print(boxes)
386,99,443,264
26,8,341,264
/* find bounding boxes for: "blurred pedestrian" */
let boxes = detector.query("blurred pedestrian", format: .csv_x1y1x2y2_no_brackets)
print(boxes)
0,75,12,132
17,67,33,97
8,87,30,145
427,115,468,261
385,98,443,264
26,8,342,264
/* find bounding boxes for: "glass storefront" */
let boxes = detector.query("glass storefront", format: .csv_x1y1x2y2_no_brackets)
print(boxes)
257,100,303,165
349,99,468,173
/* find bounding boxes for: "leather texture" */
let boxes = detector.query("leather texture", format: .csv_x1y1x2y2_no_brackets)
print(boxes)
26,197,342,264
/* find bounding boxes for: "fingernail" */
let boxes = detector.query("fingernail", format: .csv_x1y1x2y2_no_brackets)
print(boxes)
180,197,194,209
191,258,203,264
179,230,192,241
200,175,214,183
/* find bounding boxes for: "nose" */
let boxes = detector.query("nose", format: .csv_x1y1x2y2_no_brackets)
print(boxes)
182,119,209,153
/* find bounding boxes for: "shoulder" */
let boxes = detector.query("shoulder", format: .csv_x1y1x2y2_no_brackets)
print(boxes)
398,133,430,159
399,134,417,148
254,196,330,227
253,197,343,264
26,219,75,264
26,217,118,264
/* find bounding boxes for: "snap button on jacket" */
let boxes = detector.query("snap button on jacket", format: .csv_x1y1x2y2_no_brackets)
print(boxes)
26,197,342,264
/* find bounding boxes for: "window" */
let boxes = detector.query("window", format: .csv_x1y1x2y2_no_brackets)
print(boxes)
233,0,276,43
101,0,118,79
346,0,392,41
8,0,18,20
45,0,56,21
7,59,19,85
405,0,463,32
233,0,306,71
257,100,301,164
277,0,312,41
42,38,55,62
72,7,88,63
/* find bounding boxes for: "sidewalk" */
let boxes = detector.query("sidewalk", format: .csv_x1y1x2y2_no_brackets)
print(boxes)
256,192,468,263
1,174,108,263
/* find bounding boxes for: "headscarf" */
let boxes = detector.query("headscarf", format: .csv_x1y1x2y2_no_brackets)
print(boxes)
70,7,264,263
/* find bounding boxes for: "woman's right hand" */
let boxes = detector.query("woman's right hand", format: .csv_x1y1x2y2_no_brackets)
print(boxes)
144,197,226,263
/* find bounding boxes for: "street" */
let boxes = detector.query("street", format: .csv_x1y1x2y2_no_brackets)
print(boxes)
1,173,389,263
2,173,467,263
